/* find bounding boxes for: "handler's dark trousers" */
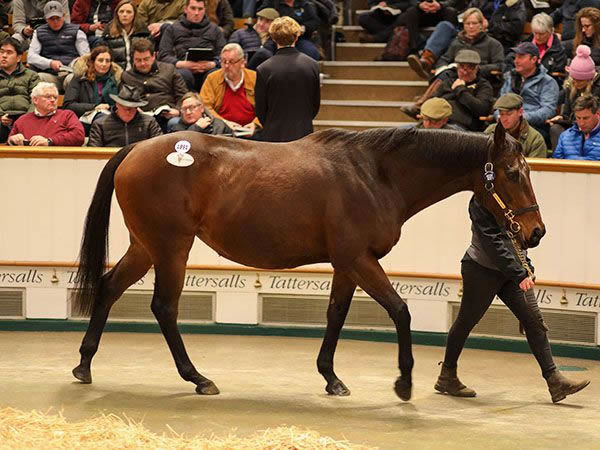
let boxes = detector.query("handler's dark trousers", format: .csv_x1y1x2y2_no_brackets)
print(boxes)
444,260,557,379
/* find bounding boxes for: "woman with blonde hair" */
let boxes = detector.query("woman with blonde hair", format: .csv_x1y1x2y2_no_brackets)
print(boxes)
563,7,600,66
101,0,149,70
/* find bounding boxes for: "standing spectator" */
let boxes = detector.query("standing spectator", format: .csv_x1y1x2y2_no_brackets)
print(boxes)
137,0,186,40
121,38,189,131
8,81,85,146
88,84,162,146
553,95,600,160
229,7,279,55
563,7,600,66
403,50,493,131
500,42,559,141
205,0,235,39
414,97,461,129
102,0,150,71
27,1,90,89
167,92,232,134
255,16,320,142
71,0,119,46
485,93,547,158
12,0,71,46
506,13,567,82
0,37,40,142
200,43,261,136
258,0,321,60
547,45,600,150
158,0,225,90
356,0,415,43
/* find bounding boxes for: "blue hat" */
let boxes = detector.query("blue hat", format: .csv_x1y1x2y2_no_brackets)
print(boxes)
511,42,539,58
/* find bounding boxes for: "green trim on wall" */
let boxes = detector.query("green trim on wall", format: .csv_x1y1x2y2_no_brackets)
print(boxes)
1,319,599,360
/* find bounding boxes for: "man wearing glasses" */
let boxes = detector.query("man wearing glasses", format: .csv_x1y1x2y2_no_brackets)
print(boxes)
200,43,261,137
168,92,232,134
7,81,84,146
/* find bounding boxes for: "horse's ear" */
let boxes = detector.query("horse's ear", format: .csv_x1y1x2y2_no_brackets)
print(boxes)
493,121,507,153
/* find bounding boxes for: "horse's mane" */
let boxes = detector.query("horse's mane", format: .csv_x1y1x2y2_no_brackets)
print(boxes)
312,127,490,169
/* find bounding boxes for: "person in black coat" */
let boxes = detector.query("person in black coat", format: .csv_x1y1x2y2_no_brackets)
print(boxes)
255,16,320,142
435,191,590,403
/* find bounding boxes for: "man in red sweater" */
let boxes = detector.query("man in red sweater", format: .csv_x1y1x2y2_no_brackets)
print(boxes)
8,81,85,146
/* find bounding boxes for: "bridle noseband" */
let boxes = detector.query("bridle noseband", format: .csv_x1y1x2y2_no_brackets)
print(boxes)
483,158,539,238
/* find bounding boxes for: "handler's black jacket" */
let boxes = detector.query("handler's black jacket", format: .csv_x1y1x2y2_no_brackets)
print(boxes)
462,196,533,283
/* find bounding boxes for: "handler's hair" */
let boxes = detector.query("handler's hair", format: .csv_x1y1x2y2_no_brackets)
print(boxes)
269,16,302,47
573,94,599,113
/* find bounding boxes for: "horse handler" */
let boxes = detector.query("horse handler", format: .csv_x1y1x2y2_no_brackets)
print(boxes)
435,195,590,403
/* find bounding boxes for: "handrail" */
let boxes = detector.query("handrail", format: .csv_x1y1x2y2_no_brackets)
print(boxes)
3,146,600,173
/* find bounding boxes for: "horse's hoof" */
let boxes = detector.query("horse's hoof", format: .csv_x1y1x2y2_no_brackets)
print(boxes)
72,365,92,384
195,381,220,395
394,377,412,401
326,379,351,396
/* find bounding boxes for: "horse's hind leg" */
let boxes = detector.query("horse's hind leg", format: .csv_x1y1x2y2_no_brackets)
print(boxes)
317,270,356,396
73,241,151,383
150,238,219,395
347,254,414,401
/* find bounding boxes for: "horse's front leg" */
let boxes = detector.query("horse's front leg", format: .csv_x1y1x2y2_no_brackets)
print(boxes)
348,254,414,401
317,270,356,396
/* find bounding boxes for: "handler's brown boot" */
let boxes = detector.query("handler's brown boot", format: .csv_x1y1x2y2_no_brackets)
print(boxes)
546,370,590,403
408,49,436,80
434,363,476,397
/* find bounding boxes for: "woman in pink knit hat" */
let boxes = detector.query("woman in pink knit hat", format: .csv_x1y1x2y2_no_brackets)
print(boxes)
546,44,600,149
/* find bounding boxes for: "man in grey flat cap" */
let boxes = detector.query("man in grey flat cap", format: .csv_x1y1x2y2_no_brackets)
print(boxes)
484,93,547,158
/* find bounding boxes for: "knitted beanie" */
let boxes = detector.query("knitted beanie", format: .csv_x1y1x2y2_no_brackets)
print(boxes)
567,45,596,80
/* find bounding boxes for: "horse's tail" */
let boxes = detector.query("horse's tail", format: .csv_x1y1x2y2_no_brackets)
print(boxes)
73,144,136,317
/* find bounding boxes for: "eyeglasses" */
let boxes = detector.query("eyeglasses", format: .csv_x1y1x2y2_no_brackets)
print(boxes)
39,94,59,101
181,104,202,113
582,23,593,29
221,57,243,66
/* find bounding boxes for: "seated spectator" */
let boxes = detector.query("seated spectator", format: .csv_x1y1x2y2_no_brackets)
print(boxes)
12,0,71,46
409,7,504,81
229,7,279,55
414,97,461,129
258,0,321,60
485,93,547,157
506,12,566,82
102,0,151,71
167,92,232,134
255,17,320,141
553,94,600,160
200,43,261,136
121,38,189,132
0,37,40,142
7,81,85,146
563,7,600,66
356,0,414,44
469,0,527,54
137,0,185,40
71,0,119,47
547,45,600,149
27,1,90,90
158,0,225,90
63,46,121,134
88,84,163,146
500,41,559,141
205,0,235,39
402,49,493,131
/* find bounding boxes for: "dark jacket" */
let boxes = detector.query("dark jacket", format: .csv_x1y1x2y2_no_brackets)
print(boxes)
63,74,119,117
88,108,163,146
35,23,81,66
559,74,600,125
121,61,189,111
0,63,40,115
563,36,600,67
213,0,234,39
550,0,578,41
158,15,226,66
434,72,494,131
71,0,118,34
228,25,262,52
462,196,532,283
470,0,527,53
259,0,321,38
102,28,151,70
169,111,232,135
255,46,320,142
436,31,505,78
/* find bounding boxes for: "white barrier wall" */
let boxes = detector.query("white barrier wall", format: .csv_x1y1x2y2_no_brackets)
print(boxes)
0,151,599,337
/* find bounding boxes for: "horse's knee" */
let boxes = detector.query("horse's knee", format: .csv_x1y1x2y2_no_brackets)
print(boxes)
150,299,175,321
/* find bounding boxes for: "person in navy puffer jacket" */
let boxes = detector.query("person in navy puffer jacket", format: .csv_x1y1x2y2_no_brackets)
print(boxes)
553,95,600,160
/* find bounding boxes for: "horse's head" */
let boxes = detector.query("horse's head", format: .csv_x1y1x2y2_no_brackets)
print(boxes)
474,123,546,249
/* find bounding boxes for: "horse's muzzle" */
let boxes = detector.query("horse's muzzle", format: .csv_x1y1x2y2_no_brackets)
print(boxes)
526,226,546,248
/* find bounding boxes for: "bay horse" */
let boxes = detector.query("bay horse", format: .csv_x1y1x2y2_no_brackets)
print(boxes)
72,124,545,401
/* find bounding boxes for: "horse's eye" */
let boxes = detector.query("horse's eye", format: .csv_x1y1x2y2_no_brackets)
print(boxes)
506,169,520,182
